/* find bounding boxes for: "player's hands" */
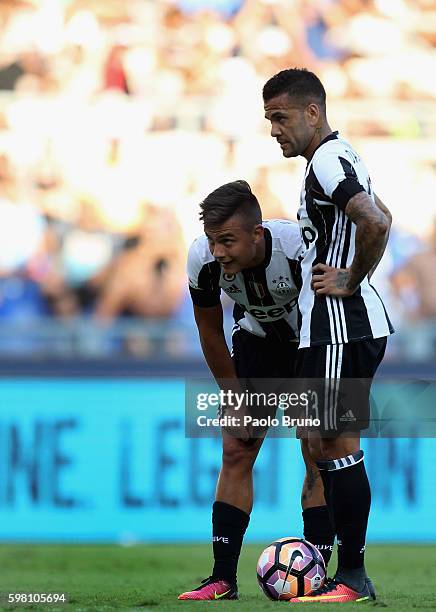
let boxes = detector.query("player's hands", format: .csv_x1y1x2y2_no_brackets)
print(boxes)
311,264,357,297
221,402,253,442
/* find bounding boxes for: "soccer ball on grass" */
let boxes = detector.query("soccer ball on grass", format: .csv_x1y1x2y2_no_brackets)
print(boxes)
256,537,325,600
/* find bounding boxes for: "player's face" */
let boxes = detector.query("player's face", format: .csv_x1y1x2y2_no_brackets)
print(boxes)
264,93,318,159
205,216,264,274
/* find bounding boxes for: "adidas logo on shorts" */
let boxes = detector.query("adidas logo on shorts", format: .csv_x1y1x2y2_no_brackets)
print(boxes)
226,284,242,294
340,410,356,422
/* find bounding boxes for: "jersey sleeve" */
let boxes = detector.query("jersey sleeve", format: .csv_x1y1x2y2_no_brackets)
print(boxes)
187,240,221,308
312,149,365,211
283,229,303,292
280,222,304,261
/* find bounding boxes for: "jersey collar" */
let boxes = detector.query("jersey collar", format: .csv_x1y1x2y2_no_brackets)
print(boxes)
309,130,339,161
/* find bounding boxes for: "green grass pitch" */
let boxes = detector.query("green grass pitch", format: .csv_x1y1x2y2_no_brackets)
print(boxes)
0,544,435,610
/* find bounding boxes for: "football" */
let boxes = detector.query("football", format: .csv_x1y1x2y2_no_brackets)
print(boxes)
256,537,325,600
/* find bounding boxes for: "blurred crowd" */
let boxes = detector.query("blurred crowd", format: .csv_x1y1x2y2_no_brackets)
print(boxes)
0,0,435,344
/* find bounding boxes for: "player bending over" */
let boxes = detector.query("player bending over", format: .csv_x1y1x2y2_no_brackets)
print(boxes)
178,180,335,601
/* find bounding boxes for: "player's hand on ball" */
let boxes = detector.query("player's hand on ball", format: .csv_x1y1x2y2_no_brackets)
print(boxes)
311,264,356,297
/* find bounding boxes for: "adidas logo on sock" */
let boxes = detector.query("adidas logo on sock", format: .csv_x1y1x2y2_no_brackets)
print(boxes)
340,409,356,422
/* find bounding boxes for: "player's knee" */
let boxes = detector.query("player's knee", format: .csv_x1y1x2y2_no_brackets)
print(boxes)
222,439,259,473
318,437,358,460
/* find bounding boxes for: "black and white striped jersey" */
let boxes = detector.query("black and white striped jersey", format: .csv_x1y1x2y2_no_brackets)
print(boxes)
187,220,302,342
298,131,394,348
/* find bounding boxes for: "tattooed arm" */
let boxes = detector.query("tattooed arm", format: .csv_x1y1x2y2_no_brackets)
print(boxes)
312,191,390,297
368,193,392,280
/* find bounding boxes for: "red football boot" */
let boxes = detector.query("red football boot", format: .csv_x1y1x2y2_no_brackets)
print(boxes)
290,577,375,603
178,576,238,600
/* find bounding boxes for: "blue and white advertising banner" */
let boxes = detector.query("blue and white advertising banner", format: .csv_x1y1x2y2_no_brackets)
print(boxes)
0,379,434,542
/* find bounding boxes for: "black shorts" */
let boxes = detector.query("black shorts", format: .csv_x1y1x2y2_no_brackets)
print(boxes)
295,337,387,435
232,329,298,379
221,329,298,431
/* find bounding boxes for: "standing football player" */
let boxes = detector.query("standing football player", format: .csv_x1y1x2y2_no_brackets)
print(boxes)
263,68,393,603
178,180,334,600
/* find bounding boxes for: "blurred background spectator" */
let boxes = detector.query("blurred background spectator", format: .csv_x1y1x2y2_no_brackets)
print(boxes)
0,0,434,361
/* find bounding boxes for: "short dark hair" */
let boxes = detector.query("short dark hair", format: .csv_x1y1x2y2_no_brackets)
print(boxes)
263,68,326,111
199,180,262,227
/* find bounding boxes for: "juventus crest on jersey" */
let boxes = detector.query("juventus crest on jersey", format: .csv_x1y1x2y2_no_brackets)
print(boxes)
298,132,394,348
188,220,302,342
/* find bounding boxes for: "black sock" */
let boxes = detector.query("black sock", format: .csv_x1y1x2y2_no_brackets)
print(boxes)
317,450,370,590
334,566,367,592
212,501,250,584
302,505,335,567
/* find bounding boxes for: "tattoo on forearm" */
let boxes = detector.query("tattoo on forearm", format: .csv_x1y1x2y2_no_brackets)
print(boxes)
349,223,386,289
368,229,390,280
335,271,350,289
345,192,389,289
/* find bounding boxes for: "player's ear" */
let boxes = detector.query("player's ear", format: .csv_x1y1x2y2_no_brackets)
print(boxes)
253,223,264,243
306,103,320,127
